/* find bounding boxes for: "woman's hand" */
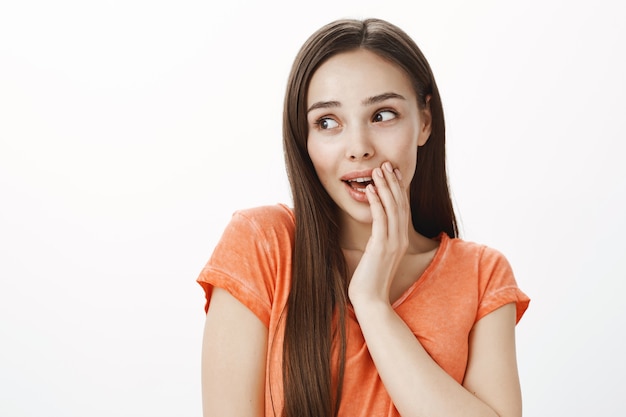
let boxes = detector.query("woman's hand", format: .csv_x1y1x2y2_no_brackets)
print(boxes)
345,162,521,417
348,161,410,305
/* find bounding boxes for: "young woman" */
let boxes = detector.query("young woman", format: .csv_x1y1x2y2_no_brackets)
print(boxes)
197,18,530,417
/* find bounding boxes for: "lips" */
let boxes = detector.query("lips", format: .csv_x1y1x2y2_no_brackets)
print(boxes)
341,170,374,190
341,170,374,201
344,176,374,192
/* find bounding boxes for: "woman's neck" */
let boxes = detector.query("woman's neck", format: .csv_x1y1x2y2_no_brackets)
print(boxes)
338,215,373,252
338,212,437,254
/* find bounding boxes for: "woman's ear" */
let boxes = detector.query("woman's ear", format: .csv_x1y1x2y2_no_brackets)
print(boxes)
418,95,433,146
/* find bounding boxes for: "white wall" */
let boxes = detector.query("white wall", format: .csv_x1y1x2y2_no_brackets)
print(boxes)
1,0,624,415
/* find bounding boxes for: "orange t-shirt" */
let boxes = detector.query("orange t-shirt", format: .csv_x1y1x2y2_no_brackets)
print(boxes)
197,204,530,416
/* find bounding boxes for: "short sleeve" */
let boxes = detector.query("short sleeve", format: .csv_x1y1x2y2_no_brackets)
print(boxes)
196,205,294,327
476,247,530,324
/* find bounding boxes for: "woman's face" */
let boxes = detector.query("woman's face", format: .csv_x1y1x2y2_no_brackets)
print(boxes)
306,48,432,225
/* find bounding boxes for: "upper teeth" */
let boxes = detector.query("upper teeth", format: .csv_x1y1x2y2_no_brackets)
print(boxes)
349,177,372,183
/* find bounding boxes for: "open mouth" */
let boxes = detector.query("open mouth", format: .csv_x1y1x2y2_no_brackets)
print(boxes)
344,177,374,192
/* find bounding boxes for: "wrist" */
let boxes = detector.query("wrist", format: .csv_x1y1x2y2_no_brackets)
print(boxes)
349,292,393,317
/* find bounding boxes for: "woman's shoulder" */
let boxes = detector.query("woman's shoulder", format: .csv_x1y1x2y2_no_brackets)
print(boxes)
233,203,294,225
442,234,507,260
228,203,295,238
438,234,512,273
439,234,529,322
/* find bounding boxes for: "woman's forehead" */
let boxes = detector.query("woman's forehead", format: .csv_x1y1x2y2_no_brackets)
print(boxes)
307,49,416,106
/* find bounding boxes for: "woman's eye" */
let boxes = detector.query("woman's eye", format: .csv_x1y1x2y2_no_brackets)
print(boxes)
373,110,397,123
317,117,339,130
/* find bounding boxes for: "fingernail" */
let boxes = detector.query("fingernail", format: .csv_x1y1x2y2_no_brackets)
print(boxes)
384,162,393,173
394,168,403,180
375,168,383,178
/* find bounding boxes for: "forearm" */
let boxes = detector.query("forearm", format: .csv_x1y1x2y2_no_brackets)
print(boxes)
352,299,499,417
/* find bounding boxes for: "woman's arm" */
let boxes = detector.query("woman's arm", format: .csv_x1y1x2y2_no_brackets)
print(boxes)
463,302,523,416
352,299,521,417
350,162,522,416
201,287,267,417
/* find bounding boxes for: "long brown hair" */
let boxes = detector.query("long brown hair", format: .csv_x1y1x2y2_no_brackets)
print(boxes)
281,18,458,417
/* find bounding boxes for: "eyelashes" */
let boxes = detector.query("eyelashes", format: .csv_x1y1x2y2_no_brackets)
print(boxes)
372,109,397,123
315,117,339,130
313,109,399,130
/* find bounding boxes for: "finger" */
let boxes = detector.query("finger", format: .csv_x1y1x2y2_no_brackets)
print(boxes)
373,163,403,236
371,165,395,214
378,162,410,244
384,162,410,215
365,182,388,240
381,162,407,212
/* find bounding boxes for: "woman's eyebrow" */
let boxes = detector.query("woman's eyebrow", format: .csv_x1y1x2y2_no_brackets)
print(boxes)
306,92,405,114
307,100,341,114
362,92,406,106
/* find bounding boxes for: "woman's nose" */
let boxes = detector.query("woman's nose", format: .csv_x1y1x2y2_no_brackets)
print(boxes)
345,127,375,161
